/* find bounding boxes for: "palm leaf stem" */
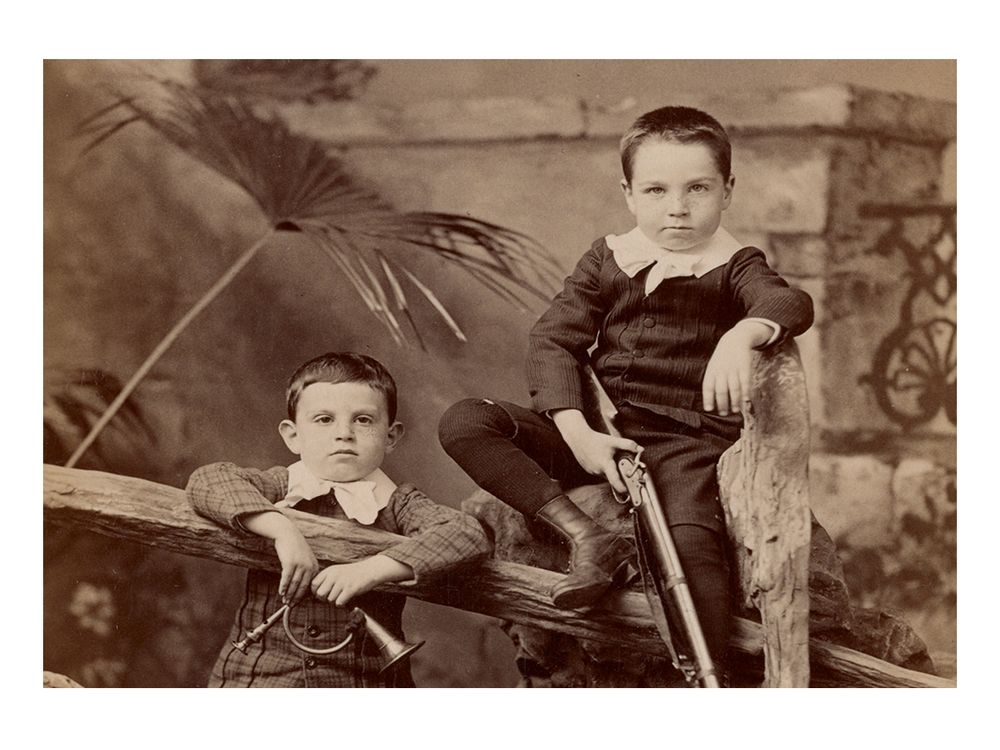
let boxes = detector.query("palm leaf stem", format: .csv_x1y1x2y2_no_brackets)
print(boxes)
400,268,468,342
80,116,144,156
65,230,276,468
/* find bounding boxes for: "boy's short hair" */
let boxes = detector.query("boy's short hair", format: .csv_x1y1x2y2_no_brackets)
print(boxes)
286,352,398,422
620,106,732,184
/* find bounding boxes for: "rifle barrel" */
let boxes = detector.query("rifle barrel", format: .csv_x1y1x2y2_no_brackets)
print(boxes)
584,365,720,687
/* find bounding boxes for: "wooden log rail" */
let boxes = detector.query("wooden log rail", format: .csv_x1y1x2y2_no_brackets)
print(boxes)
43,464,954,688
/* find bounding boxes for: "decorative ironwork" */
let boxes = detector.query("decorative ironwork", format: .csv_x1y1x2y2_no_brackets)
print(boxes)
860,203,956,429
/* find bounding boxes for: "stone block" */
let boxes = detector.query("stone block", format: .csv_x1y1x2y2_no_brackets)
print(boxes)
725,137,831,233
282,84,954,148
809,454,894,548
941,141,956,202
767,235,829,278
826,139,945,249
848,87,956,142
403,96,585,141
282,97,586,145
891,458,954,528
576,85,953,145
585,85,857,139
816,273,912,435
349,140,631,271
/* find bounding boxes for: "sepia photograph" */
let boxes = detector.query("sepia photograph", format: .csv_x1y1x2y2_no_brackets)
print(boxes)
41,57,959,699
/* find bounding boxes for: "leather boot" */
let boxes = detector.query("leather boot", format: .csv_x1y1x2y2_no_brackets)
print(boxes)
535,495,635,609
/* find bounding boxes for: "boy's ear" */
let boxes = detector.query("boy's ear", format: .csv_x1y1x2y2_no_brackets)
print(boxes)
722,173,735,208
620,179,637,217
384,421,404,454
278,419,301,455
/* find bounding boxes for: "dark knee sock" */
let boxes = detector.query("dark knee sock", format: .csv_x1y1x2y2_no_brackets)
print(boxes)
438,398,565,515
670,524,731,672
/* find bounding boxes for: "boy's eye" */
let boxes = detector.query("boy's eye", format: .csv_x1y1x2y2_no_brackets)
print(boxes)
690,184,708,193
314,415,334,424
645,186,665,195
355,415,374,426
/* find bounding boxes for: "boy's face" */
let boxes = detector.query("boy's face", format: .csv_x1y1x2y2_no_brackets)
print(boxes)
279,381,402,482
622,139,734,252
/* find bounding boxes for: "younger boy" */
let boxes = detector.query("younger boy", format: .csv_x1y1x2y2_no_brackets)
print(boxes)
187,352,491,687
439,106,813,679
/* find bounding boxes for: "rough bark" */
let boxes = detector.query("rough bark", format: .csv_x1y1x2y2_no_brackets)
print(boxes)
718,341,812,687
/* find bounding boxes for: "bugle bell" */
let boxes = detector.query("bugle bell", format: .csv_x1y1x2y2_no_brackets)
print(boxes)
231,603,424,674
356,609,425,673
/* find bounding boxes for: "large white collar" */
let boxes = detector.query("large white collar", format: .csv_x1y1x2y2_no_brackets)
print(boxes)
277,461,396,525
606,226,743,294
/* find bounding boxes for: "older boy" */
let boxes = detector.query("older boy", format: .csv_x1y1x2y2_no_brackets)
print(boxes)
188,352,491,687
439,106,813,678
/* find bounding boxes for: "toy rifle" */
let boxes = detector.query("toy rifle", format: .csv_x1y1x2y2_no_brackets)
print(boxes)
583,366,720,688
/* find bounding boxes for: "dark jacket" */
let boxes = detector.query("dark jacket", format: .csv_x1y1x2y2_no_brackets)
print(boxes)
527,238,813,429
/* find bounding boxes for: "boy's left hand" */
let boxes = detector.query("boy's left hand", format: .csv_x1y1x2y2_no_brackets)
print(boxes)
702,320,772,416
311,555,413,607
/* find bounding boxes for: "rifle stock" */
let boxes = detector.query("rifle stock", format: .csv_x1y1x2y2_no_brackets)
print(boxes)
582,366,720,688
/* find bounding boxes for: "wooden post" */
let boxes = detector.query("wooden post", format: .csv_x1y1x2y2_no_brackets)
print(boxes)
718,340,812,687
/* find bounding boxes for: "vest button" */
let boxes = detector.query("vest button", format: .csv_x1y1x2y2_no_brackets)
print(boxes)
643,317,655,328
304,657,318,669
633,350,644,359
306,625,321,638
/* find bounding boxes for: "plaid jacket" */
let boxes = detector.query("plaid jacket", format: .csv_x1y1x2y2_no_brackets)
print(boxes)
187,462,491,687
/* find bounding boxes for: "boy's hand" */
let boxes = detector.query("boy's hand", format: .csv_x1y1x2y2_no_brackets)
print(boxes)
273,530,320,604
702,320,772,416
552,409,639,494
311,555,414,607
241,510,319,604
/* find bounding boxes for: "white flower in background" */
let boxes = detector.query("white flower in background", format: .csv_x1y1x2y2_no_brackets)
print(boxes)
68,582,116,637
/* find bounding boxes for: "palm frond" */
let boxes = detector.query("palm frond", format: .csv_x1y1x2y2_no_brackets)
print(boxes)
65,75,563,468
44,369,155,466
81,76,561,343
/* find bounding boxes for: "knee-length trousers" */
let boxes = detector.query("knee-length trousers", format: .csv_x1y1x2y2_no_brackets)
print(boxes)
438,397,740,670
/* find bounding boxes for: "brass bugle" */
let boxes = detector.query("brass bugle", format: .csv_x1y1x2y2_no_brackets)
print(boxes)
231,603,424,674
357,609,425,673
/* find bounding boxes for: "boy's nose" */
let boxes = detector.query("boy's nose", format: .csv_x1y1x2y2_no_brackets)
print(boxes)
667,197,689,216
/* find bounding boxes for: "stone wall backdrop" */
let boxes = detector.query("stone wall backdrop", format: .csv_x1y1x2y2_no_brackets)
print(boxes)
43,60,956,686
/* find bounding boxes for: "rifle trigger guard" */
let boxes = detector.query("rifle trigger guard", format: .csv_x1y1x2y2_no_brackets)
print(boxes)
615,452,646,509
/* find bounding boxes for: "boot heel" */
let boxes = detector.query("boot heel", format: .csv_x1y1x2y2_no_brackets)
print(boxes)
550,565,614,610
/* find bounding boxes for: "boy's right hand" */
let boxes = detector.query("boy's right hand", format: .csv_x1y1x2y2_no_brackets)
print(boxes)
552,410,639,494
241,510,319,604
273,530,320,604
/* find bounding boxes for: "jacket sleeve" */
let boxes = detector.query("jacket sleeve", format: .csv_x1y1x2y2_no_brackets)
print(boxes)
728,248,814,343
186,462,289,531
378,486,492,584
527,240,608,413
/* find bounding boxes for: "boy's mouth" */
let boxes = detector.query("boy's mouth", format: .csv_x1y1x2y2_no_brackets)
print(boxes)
331,449,358,456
